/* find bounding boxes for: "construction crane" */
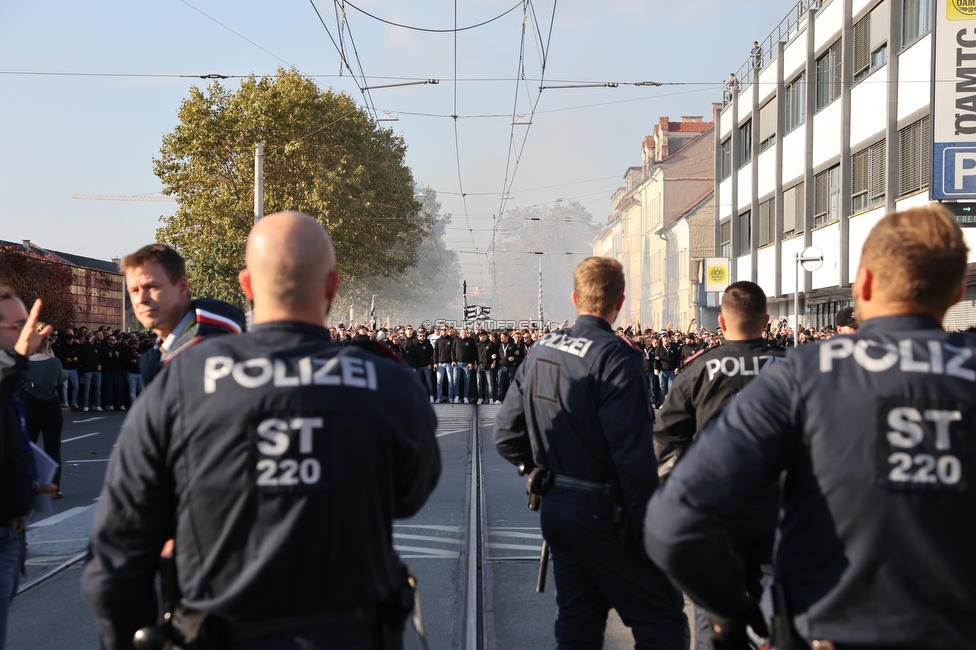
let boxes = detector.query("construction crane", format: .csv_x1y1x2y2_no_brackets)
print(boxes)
72,194,177,202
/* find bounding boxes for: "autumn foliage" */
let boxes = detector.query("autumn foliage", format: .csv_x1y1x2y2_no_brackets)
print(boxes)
0,246,75,329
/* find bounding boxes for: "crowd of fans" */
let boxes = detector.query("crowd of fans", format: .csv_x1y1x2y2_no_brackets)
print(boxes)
47,326,158,412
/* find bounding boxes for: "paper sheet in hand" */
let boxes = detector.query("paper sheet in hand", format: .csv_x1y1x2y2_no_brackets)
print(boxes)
30,442,59,516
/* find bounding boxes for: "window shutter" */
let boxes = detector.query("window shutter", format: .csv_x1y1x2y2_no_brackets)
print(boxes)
854,16,870,75
852,150,868,196
869,140,886,200
899,121,920,197
760,97,777,143
870,1,889,51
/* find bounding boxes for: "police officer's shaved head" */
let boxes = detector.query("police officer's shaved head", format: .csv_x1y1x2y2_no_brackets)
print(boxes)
719,281,769,339
240,211,341,325
572,257,625,318
856,204,968,319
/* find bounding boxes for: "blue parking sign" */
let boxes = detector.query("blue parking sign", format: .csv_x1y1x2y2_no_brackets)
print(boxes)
934,143,976,199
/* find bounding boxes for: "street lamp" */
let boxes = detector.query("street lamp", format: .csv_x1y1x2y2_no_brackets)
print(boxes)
794,246,823,347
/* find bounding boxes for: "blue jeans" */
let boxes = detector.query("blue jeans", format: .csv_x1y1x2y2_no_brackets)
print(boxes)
127,372,144,405
454,365,474,400
80,371,101,408
417,367,436,398
477,367,494,402
436,363,454,400
658,370,676,403
64,369,79,405
0,527,26,650
496,367,513,402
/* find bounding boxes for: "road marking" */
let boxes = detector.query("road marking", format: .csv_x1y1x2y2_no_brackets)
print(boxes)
393,544,460,558
486,542,544,551
72,417,107,423
436,428,468,438
65,459,110,464
396,525,462,532
489,531,543,540
394,533,462,545
25,538,90,544
28,505,93,528
61,432,100,443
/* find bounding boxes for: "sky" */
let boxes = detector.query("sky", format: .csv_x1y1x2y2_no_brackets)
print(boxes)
0,0,787,291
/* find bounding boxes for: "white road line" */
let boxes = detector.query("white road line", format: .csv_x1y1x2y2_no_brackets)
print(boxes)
28,505,93,528
486,542,544,551
489,531,543,540
436,428,468,438
72,417,107,423
393,545,460,558
395,525,463,532
65,459,110,463
393,533,462,545
24,538,90,545
61,432,100,443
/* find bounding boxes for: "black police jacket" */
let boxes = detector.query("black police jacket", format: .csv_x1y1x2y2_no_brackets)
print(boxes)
0,350,33,519
494,315,657,524
653,338,785,481
82,321,441,649
644,316,976,646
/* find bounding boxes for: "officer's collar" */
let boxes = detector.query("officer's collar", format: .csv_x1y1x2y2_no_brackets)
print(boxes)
856,315,944,334
249,320,332,339
576,314,613,332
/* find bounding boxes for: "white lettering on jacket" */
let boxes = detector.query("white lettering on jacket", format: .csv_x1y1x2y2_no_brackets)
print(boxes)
204,355,377,393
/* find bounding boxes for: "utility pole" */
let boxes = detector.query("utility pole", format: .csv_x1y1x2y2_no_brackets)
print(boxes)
538,256,544,326
254,143,264,224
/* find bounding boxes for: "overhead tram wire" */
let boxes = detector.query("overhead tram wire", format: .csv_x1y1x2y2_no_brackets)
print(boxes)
342,0,522,33
450,0,480,256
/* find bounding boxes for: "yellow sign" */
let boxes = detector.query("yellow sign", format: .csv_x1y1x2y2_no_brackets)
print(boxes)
707,265,727,284
948,0,976,20
704,257,730,293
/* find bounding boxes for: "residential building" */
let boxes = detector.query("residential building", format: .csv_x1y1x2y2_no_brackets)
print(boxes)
716,0,976,328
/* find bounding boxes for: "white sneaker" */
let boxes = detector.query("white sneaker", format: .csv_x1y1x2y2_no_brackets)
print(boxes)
493,400,501,405
105,406,113,411
83,406,89,412
429,396,435,404
453,397,459,404
120,406,127,411
463,398,469,404
94,406,103,412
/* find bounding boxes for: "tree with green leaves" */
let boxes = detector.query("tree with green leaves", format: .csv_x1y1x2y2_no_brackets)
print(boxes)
154,69,427,307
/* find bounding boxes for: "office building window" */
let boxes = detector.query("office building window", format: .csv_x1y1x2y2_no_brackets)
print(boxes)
903,0,932,47
785,74,805,133
759,198,776,247
783,182,804,237
854,1,889,83
720,138,732,180
852,139,886,212
736,211,752,256
759,97,777,153
816,41,842,111
738,120,753,167
719,219,732,258
814,165,841,227
898,115,930,197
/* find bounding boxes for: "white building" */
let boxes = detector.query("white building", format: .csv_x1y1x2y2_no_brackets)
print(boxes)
716,0,976,329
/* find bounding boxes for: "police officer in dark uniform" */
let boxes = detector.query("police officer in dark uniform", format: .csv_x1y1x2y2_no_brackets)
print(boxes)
645,205,976,648
82,211,441,650
495,257,687,650
653,281,784,650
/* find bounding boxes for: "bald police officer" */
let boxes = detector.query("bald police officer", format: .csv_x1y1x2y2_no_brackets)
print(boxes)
653,281,783,650
82,212,440,650
495,257,687,650
645,204,976,648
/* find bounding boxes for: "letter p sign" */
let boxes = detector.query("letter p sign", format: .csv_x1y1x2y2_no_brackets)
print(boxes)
955,152,976,190
935,144,976,199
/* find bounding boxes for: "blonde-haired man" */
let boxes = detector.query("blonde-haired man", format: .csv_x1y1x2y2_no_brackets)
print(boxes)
645,204,976,649
496,256,687,648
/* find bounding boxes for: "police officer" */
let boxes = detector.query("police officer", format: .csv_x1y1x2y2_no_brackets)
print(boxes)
653,281,784,650
495,257,687,650
644,204,976,648
82,211,441,650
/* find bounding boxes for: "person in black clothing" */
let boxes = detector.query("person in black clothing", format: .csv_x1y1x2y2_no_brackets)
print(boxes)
452,328,478,403
413,331,436,403
646,205,976,648
101,334,125,411
351,325,370,344
83,211,439,650
652,282,784,650
0,289,58,649
122,336,143,407
78,334,103,412
54,328,81,408
652,333,681,407
495,330,517,403
393,332,416,368
678,333,700,371
495,257,686,649
433,327,455,403
475,330,497,405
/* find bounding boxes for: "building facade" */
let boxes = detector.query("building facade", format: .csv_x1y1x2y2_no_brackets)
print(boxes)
716,0,976,329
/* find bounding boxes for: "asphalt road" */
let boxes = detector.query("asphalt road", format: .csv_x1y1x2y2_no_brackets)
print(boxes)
7,404,691,649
